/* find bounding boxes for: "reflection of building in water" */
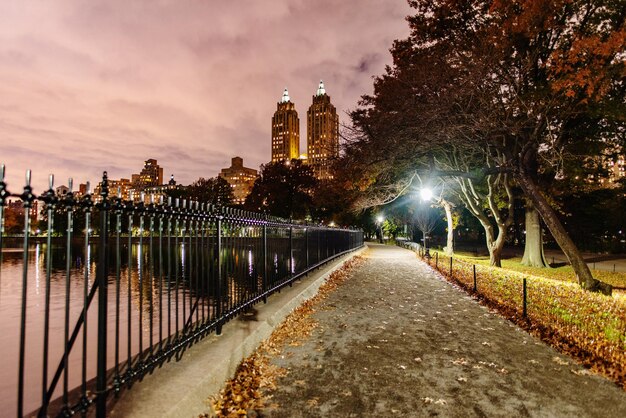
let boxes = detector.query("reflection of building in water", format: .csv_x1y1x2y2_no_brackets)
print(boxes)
219,157,258,205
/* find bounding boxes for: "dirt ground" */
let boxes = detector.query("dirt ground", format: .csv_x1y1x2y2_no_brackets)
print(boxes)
252,243,626,417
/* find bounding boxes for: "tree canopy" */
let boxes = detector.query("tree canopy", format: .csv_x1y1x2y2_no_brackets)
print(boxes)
244,160,317,219
344,0,625,293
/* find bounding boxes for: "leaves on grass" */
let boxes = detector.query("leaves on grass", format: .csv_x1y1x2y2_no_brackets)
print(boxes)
428,253,626,389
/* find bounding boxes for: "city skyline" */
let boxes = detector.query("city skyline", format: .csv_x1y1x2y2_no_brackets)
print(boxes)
0,1,411,192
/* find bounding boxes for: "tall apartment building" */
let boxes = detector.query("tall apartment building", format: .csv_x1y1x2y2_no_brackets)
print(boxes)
134,159,163,188
128,159,164,201
307,80,339,180
271,88,300,163
219,157,258,205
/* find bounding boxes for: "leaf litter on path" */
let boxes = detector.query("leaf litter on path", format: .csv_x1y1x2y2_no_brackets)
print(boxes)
207,256,365,417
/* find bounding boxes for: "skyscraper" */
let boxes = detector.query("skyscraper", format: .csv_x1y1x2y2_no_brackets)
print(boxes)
271,88,300,163
307,80,339,180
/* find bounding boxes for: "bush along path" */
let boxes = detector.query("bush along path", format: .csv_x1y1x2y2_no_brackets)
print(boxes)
207,244,626,417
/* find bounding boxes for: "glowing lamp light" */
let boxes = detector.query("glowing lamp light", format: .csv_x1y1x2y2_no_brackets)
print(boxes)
376,215,384,223
420,188,433,201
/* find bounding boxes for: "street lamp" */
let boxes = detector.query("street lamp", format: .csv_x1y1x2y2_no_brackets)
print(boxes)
376,215,384,243
420,187,433,202
418,187,433,258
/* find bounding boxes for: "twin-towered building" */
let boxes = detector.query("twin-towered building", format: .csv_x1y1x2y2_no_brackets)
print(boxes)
271,81,339,180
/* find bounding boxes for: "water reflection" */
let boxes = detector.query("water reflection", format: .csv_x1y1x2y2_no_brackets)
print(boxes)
0,239,278,416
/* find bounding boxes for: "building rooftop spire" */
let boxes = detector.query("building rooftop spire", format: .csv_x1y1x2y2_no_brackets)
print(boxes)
316,80,326,96
281,87,290,103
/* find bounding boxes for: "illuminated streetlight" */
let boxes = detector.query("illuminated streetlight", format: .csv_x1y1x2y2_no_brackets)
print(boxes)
375,215,384,243
420,187,433,201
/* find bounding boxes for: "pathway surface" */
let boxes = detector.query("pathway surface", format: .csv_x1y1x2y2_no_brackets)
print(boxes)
257,243,626,417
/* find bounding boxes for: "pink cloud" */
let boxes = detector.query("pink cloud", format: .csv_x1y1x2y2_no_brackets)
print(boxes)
0,0,411,193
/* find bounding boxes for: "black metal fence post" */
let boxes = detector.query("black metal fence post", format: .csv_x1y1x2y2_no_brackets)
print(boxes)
305,227,309,274
449,257,453,277
523,278,527,318
96,172,110,418
0,164,6,276
289,225,293,285
216,213,223,335
18,170,34,418
40,174,56,415
473,265,477,292
435,252,438,269
262,223,268,303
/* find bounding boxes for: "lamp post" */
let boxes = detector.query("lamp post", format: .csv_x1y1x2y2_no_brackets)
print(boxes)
419,187,432,258
376,215,384,243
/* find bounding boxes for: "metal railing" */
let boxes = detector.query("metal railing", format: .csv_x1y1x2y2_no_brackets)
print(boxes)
0,167,364,417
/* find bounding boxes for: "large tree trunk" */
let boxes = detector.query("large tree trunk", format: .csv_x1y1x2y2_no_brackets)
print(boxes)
442,199,454,256
489,222,507,267
516,171,612,295
479,221,504,267
521,199,548,267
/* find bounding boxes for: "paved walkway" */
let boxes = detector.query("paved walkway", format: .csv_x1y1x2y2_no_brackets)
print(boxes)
258,243,626,417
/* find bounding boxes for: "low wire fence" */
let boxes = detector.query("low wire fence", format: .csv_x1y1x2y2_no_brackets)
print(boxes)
397,240,626,388
0,168,363,417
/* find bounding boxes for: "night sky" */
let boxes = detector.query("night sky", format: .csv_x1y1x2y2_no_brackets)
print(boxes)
0,1,411,192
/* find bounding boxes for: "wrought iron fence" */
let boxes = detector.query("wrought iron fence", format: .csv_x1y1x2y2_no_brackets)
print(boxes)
0,167,363,417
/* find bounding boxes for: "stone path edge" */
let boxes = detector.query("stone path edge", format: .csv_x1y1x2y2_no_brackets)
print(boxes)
109,245,368,418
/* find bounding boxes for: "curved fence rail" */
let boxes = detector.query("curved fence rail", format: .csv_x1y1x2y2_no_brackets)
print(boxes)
0,167,363,417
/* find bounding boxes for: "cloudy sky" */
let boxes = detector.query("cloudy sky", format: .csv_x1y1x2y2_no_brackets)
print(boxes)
0,1,412,192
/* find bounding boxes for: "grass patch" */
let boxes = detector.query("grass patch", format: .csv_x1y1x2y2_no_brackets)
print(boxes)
447,251,626,289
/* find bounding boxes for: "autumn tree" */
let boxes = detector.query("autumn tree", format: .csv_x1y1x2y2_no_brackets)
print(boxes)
244,160,317,219
346,0,624,293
